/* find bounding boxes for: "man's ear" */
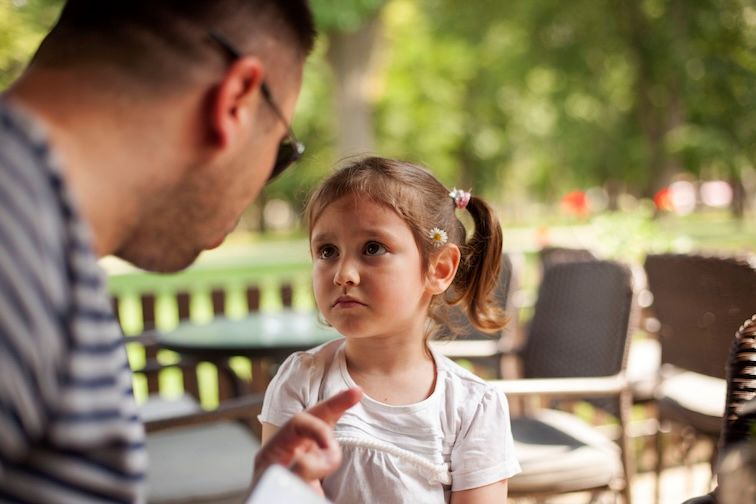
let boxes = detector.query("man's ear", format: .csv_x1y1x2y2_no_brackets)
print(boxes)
210,56,265,148
426,244,461,295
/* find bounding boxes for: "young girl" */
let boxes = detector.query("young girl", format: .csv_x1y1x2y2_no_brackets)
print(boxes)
259,157,520,503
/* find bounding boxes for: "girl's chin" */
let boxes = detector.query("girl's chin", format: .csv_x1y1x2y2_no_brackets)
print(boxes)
331,324,368,340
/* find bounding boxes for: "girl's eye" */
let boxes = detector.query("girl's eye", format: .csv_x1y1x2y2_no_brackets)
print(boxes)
318,245,338,259
364,241,387,256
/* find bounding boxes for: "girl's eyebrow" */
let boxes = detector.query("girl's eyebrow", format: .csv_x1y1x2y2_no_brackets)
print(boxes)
361,227,401,243
311,227,402,244
310,231,334,244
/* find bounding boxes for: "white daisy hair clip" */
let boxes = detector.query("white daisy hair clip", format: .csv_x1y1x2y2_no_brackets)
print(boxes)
428,227,448,247
449,188,471,209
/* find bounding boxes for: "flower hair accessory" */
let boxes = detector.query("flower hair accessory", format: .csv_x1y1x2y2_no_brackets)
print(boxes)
428,227,448,248
449,188,471,209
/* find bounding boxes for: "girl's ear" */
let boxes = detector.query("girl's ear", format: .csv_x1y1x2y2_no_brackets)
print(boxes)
426,244,461,295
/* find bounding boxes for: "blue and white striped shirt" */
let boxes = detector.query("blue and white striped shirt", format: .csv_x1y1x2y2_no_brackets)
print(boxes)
0,101,146,503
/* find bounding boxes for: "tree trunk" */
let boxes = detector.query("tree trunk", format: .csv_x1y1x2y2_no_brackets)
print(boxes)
730,172,746,220
619,0,665,196
618,0,687,197
326,15,381,159
605,179,622,211
257,193,267,234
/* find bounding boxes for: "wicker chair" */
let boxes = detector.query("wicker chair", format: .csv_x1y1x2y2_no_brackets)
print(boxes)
643,254,756,502
538,246,634,416
682,314,756,504
490,259,636,503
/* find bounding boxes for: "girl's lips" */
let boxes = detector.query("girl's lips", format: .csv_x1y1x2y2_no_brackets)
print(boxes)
333,297,365,308
335,301,364,308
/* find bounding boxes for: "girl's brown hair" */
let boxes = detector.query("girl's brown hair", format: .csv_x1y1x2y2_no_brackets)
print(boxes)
305,156,506,334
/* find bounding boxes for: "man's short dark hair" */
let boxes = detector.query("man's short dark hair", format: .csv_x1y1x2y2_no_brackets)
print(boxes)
33,0,316,90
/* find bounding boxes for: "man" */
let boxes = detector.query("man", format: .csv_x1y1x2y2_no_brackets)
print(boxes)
0,1,361,502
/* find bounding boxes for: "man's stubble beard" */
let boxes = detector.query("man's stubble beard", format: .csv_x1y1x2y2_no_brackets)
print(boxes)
115,233,202,273
114,171,213,273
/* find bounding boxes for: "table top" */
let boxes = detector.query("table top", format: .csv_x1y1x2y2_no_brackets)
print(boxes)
158,310,342,360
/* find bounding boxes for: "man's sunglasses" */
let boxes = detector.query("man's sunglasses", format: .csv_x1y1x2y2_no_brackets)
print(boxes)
208,31,304,182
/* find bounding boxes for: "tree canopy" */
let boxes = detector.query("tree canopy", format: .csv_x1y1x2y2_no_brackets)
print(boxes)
2,0,754,216
374,0,755,210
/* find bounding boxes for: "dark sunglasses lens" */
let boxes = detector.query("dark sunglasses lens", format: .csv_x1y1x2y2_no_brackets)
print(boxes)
268,140,304,182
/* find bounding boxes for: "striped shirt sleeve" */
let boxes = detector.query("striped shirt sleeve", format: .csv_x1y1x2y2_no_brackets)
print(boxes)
0,124,67,468
0,101,146,502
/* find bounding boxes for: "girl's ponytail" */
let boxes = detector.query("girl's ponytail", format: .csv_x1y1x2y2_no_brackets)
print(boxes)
450,196,506,332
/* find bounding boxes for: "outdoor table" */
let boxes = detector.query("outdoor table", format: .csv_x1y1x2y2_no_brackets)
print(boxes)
158,309,504,392
158,310,341,392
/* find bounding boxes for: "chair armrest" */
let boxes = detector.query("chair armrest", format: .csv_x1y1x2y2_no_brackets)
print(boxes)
489,374,628,399
145,393,265,433
496,337,524,355
430,340,500,358
429,338,524,359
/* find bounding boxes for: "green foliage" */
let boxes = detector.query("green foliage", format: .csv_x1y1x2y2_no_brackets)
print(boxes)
263,39,338,215
589,207,669,262
0,0,62,89
311,0,385,32
2,0,753,213
375,0,756,204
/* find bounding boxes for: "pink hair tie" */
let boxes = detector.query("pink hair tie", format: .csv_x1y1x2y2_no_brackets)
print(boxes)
449,188,471,209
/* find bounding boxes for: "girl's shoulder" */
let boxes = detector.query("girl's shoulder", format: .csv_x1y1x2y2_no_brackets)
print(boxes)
278,337,345,376
434,354,514,448
434,352,499,402
271,338,344,385
260,338,345,423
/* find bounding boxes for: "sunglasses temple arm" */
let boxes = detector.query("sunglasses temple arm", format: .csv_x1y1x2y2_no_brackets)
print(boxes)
208,30,301,147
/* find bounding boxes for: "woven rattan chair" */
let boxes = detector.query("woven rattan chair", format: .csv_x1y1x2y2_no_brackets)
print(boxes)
538,246,635,416
682,314,756,504
644,254,756,502
490,259,636,503
718,315,756,462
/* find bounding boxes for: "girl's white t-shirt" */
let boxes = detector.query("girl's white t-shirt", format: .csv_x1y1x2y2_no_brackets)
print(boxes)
259,339,521,504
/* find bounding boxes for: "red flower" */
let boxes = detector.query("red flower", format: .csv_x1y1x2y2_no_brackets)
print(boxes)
654,187,673,211
561,190,589,216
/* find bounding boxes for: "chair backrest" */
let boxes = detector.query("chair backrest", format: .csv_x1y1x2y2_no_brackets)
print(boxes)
538,246,596,273
522,260,635,379
644,253,756,379
720,314,756,452
435,253,513,340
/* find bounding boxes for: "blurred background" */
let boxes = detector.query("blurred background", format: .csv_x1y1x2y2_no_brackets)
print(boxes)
3,0,755,241
3,0,754,345
3,2,756,501
2,0,754,351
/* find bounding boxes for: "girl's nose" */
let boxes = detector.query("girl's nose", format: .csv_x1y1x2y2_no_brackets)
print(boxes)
334,258,359,286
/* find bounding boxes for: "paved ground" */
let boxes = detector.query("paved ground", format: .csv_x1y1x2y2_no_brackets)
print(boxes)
509,462,712,503
633,463,712,504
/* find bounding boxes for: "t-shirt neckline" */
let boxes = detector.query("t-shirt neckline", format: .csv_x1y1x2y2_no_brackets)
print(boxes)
336,341,444,414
